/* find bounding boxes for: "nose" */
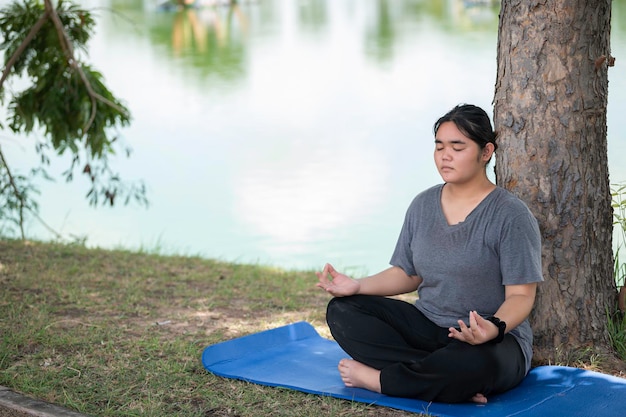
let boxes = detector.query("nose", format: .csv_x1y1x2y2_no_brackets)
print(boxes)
440,147,452,161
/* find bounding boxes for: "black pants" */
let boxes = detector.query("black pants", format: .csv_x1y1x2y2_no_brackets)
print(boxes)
326,295,527,403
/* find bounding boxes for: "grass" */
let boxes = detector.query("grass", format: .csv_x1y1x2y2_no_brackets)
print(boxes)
608,309,626,361
1,238,625,416
0,239,422,417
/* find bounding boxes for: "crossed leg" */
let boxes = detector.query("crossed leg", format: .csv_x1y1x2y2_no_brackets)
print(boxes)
337,358,488,403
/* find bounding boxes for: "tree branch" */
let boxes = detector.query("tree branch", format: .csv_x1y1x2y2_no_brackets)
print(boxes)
0,9,50,92
0,145,25,239
0,144,64,241
44,0,98,132
26,205,64,241
44,0,128,135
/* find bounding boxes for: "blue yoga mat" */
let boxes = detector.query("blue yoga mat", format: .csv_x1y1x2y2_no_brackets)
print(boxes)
202,321,626,416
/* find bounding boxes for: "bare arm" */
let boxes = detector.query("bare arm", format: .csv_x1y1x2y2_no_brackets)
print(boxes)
357,266,422,296
494,282,538,332
316,263,422,298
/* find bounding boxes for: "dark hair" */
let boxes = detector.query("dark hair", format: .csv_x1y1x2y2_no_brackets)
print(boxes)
433,104,498,153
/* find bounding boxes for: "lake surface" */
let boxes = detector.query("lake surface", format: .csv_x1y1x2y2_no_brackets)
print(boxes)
4,0,626,275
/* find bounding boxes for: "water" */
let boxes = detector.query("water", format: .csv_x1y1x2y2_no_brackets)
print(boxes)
3,0,626,275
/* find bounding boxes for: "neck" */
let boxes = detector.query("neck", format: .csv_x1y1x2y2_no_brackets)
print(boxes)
444,176,495,200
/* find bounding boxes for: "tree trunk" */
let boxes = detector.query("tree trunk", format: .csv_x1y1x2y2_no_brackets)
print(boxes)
493,0,616,361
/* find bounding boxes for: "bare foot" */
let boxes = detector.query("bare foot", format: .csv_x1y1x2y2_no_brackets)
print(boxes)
338,359,382,393
471,393,488,404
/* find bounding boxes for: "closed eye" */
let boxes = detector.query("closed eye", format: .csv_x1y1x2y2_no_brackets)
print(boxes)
435,145,465,151
435,139,467,152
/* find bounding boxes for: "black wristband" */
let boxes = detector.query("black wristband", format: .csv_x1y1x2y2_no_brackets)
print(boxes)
486,316,506,343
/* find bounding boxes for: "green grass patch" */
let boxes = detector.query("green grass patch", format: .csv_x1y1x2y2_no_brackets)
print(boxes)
0,239,419,416
608,310,626,361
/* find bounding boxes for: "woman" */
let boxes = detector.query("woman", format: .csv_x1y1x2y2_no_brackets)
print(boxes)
316,104,543,404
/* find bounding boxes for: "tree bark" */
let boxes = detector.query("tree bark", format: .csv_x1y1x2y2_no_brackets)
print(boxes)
493,0,616,360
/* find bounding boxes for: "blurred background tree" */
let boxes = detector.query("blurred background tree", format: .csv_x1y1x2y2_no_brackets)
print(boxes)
0,0,146,239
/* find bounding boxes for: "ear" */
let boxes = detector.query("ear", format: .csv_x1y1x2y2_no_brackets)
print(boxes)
482,142,495,162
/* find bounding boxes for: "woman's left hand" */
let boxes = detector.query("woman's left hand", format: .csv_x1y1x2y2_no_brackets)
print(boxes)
448,311,498,345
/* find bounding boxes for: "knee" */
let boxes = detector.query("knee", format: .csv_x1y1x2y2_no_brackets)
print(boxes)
325,296,364,333
326,295,364,318
326,296,347,322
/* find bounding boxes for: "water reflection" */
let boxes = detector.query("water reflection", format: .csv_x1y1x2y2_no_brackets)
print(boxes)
104,0,502,84
298,0,327,33
171,9,211,54
234,140,390,250
366,0,395,63
155,7,247,81
6,0,625,274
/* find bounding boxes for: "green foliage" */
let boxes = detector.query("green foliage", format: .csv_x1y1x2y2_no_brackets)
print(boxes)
0,0,147,239
0,0,94,80
612,182,626,287
608,183,626,360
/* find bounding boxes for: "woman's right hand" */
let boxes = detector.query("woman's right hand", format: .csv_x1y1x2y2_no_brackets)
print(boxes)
316,263,360,297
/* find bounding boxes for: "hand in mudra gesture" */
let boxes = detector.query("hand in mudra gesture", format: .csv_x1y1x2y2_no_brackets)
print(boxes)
448,310,499,345
316,263,360,297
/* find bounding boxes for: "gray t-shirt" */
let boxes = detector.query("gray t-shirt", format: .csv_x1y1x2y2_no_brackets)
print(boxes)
390,184,543,373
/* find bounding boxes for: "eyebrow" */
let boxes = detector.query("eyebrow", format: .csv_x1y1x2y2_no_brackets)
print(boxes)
434,138,467,144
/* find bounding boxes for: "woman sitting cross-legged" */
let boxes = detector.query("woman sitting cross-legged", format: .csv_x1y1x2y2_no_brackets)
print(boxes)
316,104,543,404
